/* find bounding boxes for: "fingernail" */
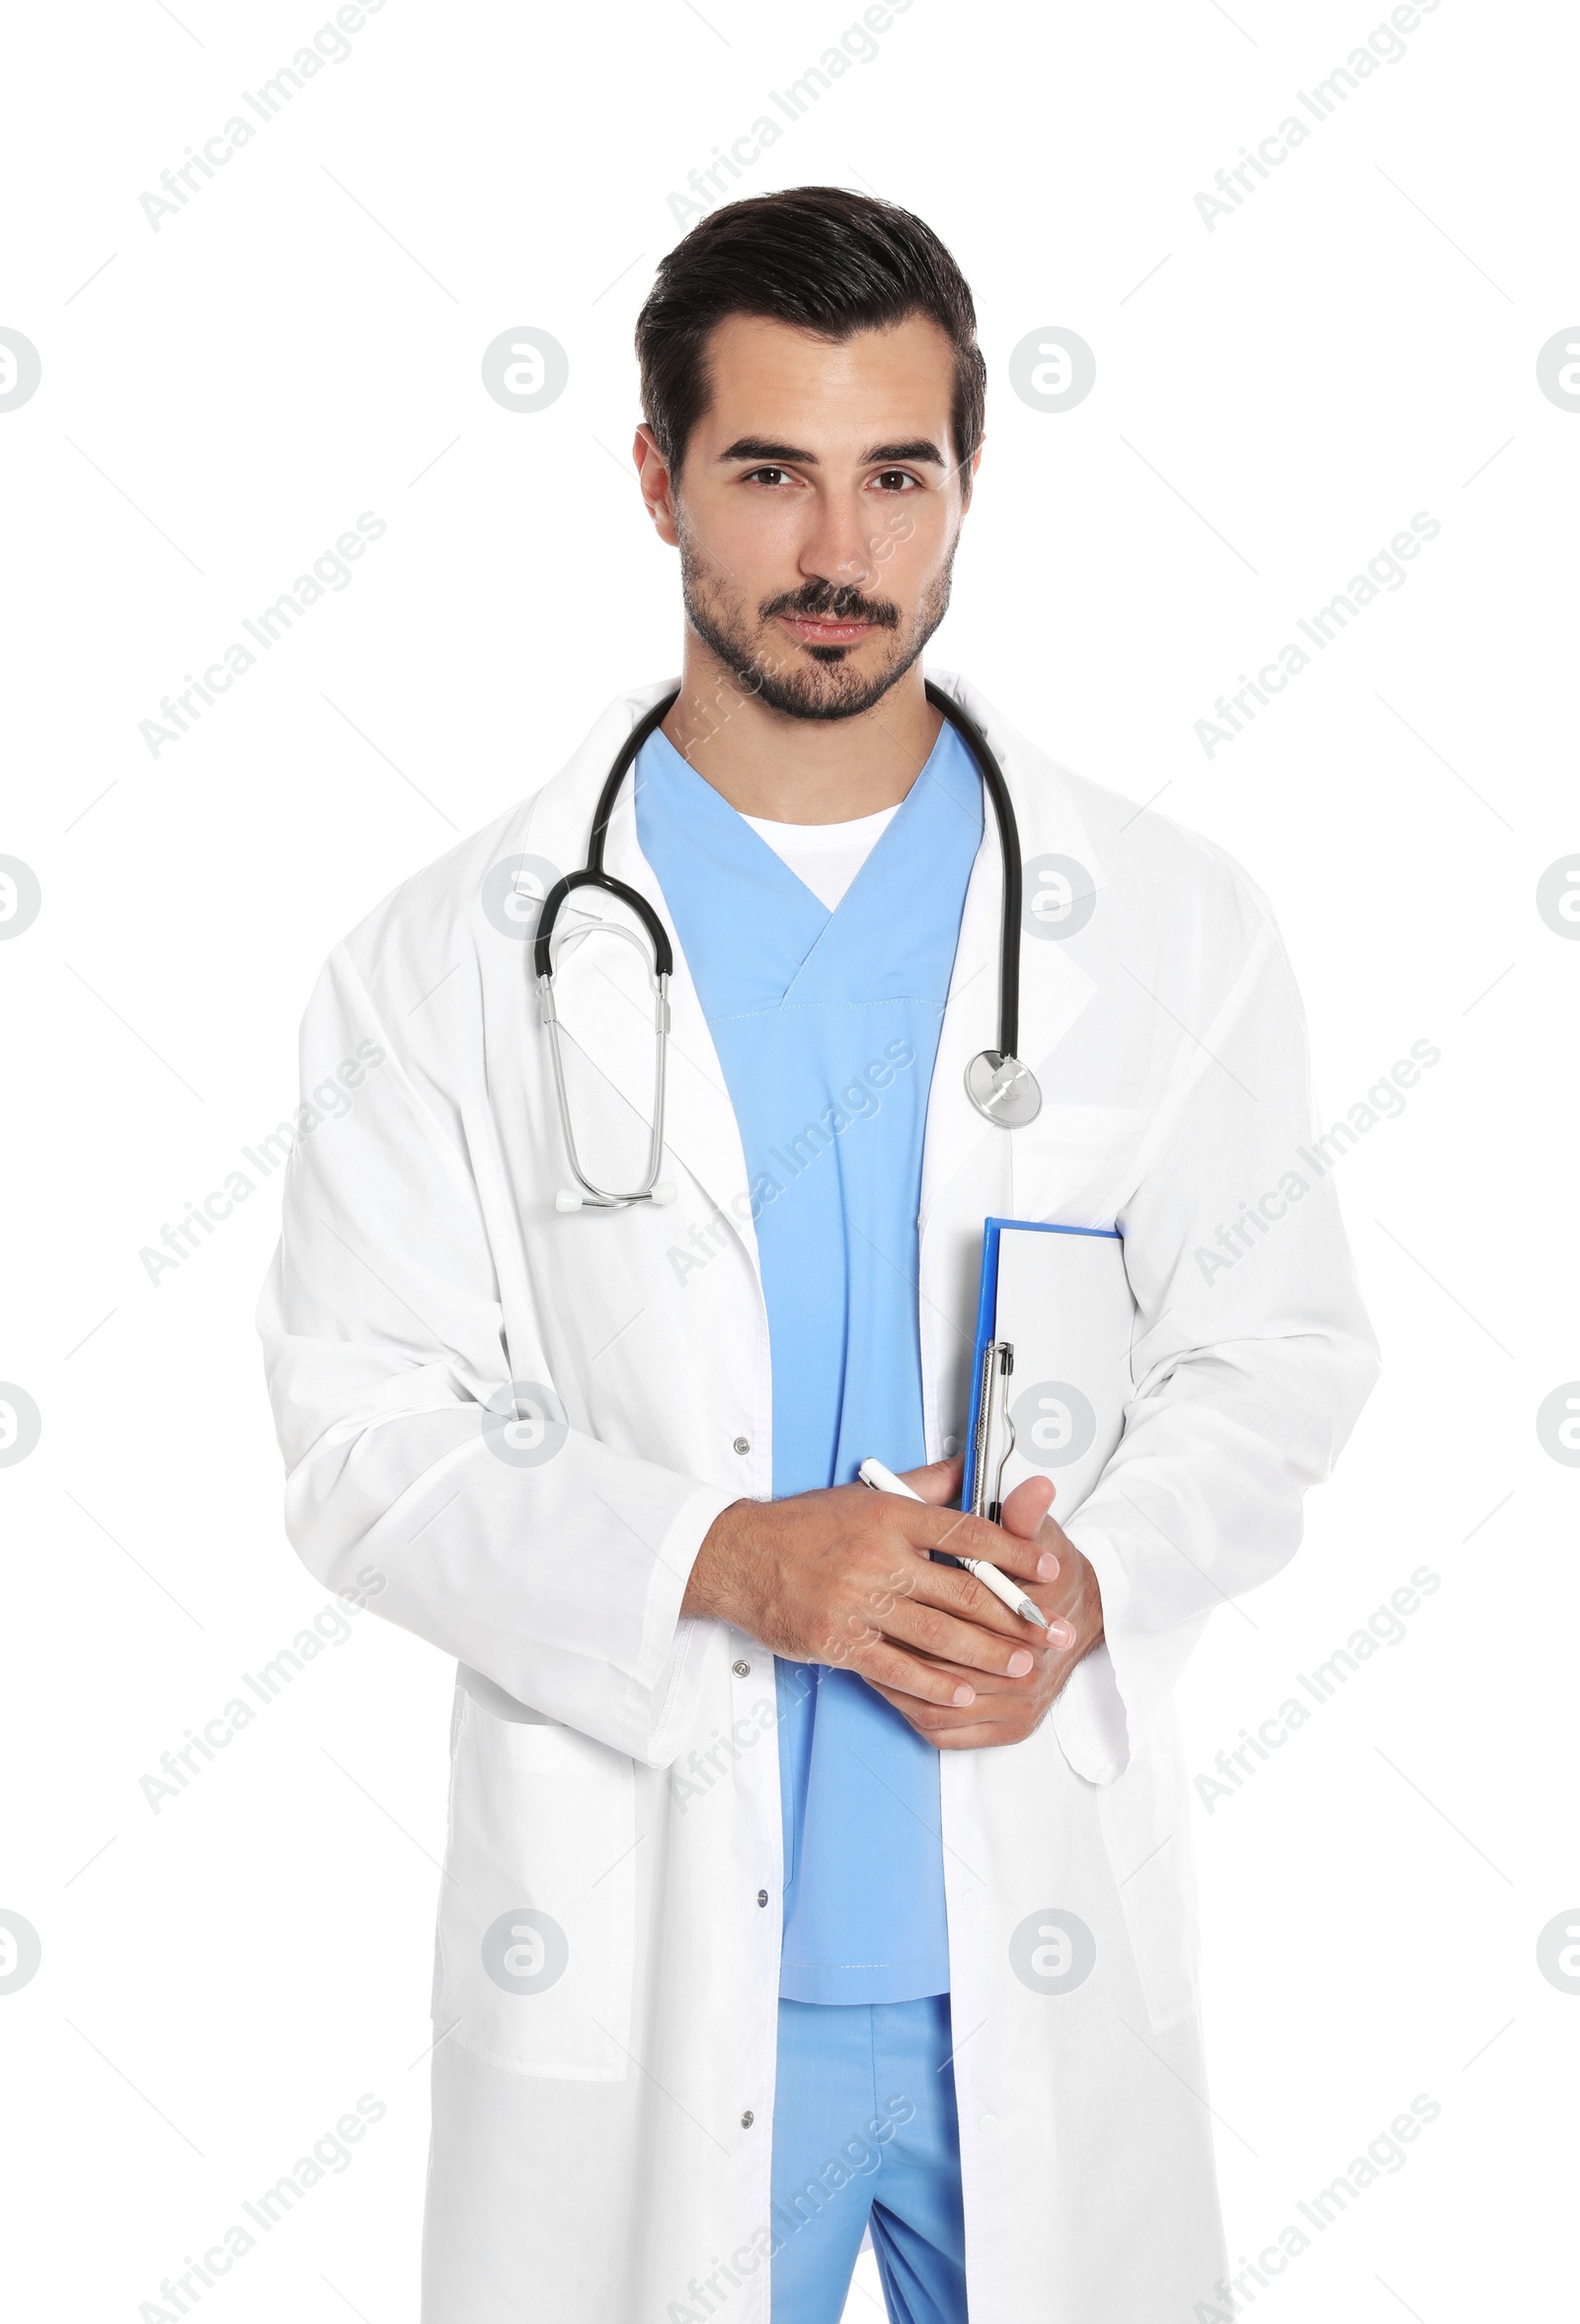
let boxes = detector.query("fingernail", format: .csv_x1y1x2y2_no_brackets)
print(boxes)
1037,1552,1059,1579
1007,1650,1033,1676
1051,1621,1075,1646
953,1683,975,1705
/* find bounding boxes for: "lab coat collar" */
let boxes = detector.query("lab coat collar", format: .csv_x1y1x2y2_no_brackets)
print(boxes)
517,670,1105,1257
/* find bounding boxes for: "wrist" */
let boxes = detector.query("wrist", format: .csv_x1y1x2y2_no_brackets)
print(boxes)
682,1498,755,1625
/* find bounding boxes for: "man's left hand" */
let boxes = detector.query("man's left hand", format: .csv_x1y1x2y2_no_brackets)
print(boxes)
866,1470,1104,1750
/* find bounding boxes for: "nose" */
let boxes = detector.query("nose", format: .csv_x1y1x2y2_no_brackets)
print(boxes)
797,492,879,600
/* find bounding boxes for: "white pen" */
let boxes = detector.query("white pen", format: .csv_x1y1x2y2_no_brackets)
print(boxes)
857,1457,1050,1630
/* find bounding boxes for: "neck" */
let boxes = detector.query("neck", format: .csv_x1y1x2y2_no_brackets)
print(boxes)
660,640,944,823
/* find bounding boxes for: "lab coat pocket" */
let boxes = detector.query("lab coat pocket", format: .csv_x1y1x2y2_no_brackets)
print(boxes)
435,1687,636,2080
1096,1709,1200,2035
1012,1101,1151,1228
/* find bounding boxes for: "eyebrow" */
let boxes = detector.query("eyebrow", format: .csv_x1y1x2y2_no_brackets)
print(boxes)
717,436,946,468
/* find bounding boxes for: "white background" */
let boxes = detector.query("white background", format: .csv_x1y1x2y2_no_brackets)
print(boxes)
2,2,1576,2318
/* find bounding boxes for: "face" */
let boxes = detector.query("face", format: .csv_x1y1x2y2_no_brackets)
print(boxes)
638,311,980,722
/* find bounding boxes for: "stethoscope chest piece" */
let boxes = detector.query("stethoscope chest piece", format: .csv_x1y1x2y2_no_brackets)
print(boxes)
965,1048,1042,1128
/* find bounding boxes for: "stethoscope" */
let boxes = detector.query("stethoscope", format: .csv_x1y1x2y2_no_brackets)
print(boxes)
533,681,1042,1211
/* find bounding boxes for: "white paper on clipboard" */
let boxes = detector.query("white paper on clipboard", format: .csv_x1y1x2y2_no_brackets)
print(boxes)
961,1219,1139,1782
988,1224,1135,1521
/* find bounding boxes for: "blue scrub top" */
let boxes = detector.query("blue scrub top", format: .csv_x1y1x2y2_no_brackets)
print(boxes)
635,715,982,2004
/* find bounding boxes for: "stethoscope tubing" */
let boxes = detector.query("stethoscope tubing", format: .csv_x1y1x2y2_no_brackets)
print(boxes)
921,679,1021,1068
534,681,1021,1060
533,690,679,985
531,680,1030,1205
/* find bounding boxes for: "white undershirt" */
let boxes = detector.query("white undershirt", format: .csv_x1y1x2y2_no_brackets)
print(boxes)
741,803,901,913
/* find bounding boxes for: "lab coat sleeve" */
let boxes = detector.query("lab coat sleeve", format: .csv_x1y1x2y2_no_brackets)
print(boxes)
255,942,737,1768
1049,907,1382,1786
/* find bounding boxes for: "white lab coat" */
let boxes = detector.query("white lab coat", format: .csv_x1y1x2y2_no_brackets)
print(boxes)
258,672,1379,2324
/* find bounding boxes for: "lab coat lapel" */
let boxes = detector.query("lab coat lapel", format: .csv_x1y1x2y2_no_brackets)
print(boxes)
518,681,759,1260
919,670,1104,1222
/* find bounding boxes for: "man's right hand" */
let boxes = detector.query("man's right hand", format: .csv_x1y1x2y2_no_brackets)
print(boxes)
680,1455,1077,1711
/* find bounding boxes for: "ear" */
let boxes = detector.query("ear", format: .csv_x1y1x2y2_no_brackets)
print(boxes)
634,424,680,546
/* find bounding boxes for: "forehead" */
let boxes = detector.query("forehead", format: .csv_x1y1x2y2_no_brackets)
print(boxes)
693,311,957,456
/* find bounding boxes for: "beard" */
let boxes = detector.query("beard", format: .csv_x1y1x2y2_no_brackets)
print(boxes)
675,528,958,723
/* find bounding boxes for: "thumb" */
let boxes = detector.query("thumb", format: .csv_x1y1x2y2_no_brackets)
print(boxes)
898,1453,965,1506
999,1471,1060,1540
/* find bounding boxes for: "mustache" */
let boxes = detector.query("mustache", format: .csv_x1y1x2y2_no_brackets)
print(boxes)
762,582,900,628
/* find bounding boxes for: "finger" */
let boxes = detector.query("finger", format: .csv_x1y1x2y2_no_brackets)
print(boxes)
879,1595,1038,1680
921,1572,1073,1650
902,1549,1078,1648
846,1637,982,1709
896,1453,965,1506
851,1560,1046,1677
904,1557,1035,1639
865,1677,981,1729
865,1681,1037,1750
912,1640,1078,1693
930,1722,1034,1751
867,1505,1059,1620
910,1504,1059,1585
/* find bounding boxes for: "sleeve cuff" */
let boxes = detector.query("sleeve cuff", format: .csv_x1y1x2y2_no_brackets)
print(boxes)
1047,1640,1132,1785
640,1481,743,1768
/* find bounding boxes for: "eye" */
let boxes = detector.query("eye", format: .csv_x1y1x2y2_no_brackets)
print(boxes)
871,469,923,492
741,465,799,488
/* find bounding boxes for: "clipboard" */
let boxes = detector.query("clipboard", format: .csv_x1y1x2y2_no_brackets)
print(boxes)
960,1219,1136,1525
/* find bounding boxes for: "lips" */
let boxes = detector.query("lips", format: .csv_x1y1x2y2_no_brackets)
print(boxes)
781,614,873,643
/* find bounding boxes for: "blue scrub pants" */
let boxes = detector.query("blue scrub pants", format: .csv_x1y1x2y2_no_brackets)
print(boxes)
769,1995,968,2323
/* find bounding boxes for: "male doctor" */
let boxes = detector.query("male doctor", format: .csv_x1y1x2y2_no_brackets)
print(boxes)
259,188,1379,2323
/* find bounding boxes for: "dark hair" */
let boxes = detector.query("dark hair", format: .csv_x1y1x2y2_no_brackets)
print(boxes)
635,186,986,495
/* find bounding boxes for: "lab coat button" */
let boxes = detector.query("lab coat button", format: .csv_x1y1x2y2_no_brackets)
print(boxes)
741,2110,755,2128
756,1888,768,1907
733,1435,750,1455
978,2113,997,2133
733,1658,750,1677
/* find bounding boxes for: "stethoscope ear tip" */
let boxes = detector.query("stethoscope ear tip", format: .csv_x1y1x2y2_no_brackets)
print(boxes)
651,1180,676,1205
555,1188,585,1213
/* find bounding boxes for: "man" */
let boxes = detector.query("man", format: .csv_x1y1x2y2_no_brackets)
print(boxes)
258,188,1378,2323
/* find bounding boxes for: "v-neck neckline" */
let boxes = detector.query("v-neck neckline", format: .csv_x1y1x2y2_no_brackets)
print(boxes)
634,716,984,1019
638,717,966,926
